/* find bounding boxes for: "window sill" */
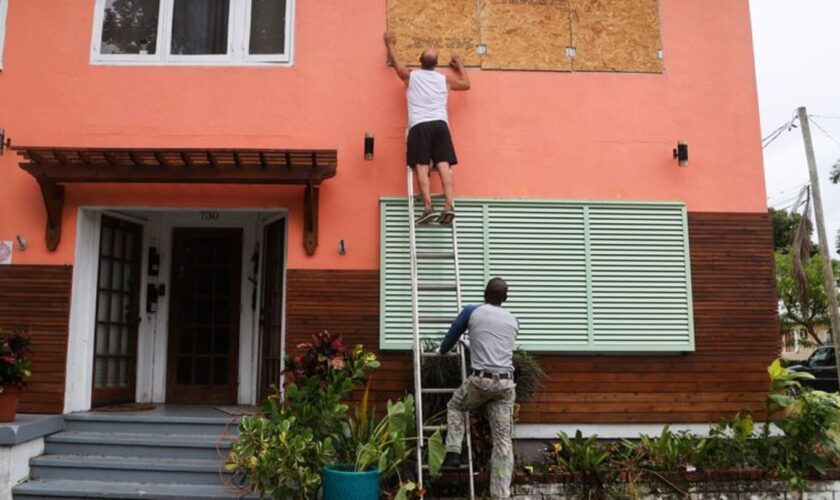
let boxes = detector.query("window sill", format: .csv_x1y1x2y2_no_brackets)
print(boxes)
89,59,293,68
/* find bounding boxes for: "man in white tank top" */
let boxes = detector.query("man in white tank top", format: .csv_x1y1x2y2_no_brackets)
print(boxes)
385,32,471,225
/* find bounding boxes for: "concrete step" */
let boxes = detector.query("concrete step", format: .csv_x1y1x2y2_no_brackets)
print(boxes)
45,431,233,460
63,413,239,436
29,455,228,485
13,479,257,499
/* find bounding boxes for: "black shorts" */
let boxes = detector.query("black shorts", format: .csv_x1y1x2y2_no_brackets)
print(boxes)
406,120,459,168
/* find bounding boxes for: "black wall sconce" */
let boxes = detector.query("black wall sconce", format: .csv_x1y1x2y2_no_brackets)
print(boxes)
338,239,347,255
364,133,374,160
673,141,689,167
0,129,11,155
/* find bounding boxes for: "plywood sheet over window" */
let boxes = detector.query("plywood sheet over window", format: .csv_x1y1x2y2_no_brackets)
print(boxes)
569,0,663,73
480,0,572,71
387,0,481,67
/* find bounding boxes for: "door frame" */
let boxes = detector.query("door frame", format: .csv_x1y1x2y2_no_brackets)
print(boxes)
65,207,288,413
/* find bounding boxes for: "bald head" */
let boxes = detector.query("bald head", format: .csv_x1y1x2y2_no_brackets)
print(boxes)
420,48,438,69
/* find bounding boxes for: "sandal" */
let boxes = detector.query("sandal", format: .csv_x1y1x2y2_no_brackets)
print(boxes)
416,208,437,225
438,208,456,225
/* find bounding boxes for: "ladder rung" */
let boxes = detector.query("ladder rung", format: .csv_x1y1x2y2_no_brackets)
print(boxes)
418,283,457,292
415,252,455,260
422,425,446,432
420,351,459,358
419,315,454,324
421,388,458,394
423,463,471,470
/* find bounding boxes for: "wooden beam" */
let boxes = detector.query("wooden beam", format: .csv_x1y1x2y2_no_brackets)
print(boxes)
78,150,93,165
207,151,219,168
19,163,337,185
233,152,242,167
128,151,143,166
285,151,292,168
35,178,65,251
259,152,268,168
303,182,319,256
180,152,194,166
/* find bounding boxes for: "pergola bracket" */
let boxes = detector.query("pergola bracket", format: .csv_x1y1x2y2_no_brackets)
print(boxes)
36,178,65,251
303,182,320,256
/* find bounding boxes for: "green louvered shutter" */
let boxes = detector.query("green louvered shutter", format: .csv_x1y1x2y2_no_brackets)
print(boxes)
380,198,694,352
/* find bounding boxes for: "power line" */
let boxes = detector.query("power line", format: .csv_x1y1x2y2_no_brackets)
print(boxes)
766,180,810,201
808,117,840,150
762,112,799,150
809,114,840,120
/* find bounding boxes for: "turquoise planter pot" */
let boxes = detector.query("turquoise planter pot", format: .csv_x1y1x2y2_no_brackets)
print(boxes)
322,465,380,500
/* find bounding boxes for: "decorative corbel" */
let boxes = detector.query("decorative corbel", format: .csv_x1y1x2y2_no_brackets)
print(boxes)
36,178,65,251
303,182,319,256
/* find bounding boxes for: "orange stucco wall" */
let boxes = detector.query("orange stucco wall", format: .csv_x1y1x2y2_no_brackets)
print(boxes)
0,0,765,270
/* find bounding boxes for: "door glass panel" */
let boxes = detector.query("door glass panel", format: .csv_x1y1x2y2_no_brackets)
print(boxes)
101,226,113,256
95,324,108,355
107,359,118,385
97,292,110,321
113,230,125,259
99,259,111,289
196,328,211,354
100,0,160,55
171,0,230,55
94,360,106,388
109,326,121,355
119,361,128,387
213,357,228,385
111,261,123,291
249,0,286,55
123,263,134,292
195,357,211,384
177,357,192,384
121,327,129,355
125,232,135,259
110,294,123,323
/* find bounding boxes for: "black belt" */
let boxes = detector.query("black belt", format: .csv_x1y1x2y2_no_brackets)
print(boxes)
470,370,513,380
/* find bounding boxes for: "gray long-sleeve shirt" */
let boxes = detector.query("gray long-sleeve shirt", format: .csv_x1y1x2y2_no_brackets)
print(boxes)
440,303,519,373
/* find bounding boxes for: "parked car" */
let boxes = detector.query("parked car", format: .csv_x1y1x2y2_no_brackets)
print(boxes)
788,345,839,392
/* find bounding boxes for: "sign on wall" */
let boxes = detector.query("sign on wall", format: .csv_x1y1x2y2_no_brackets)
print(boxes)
387,0,663,73
0,241,12,265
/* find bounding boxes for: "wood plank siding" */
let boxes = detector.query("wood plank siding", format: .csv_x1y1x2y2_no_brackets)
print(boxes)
286,212,778,423
0,265,72,413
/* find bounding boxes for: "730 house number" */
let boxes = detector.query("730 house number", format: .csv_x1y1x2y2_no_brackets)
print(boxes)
200,211,221,221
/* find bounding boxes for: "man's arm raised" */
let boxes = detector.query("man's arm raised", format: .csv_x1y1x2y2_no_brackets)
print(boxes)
447,55,471,91
384,32,410,83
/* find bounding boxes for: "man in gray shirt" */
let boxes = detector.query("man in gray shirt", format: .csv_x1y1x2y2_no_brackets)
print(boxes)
438,277,519,499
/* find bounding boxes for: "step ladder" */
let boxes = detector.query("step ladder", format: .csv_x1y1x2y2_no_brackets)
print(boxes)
406,167,475,500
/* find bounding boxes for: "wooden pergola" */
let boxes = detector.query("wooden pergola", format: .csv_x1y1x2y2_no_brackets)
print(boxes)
14,146,338,254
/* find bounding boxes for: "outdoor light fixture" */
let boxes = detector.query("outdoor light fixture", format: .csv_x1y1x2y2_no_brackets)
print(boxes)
338,239,347,255
364,133,375,160
16,235,27,252
0,129,10,155
673,141,689,166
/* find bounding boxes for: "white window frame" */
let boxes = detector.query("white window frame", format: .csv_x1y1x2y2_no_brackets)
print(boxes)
0,0,9,70
90,0,294,66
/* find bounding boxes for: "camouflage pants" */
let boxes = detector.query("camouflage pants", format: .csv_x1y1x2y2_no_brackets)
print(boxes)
446,374,516,499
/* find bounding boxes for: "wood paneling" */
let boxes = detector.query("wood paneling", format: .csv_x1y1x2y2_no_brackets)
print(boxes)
0,265,72,414
287,212,779,423
387,0,481,68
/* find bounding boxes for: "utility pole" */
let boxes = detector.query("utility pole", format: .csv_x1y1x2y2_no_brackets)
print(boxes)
797,107,840,382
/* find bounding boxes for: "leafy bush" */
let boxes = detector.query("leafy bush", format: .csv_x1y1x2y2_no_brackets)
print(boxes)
228,333,444,499
0,330,32,390
542,359,840,495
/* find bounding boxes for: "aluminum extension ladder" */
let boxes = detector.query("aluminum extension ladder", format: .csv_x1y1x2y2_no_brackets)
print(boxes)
406,166,475,500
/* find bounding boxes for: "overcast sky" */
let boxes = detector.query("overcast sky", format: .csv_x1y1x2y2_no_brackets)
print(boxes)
750,0,840,258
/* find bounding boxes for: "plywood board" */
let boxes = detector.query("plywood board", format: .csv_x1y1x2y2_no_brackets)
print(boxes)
480,0,572,71
387,0,480,67
570,0,663,73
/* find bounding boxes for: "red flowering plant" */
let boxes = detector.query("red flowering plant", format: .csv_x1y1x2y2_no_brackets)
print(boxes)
284,331,351,382
0,330,32,391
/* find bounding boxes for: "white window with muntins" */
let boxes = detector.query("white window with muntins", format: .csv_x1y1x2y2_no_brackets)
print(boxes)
380,198,695,353
0,0,9,70
90,0,294,65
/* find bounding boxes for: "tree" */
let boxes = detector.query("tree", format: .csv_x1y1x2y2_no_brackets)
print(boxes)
101,0,160,54
776,250,840,345
770,208,805,251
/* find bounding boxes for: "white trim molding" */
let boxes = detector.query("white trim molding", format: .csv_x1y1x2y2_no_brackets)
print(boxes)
89,0,294,66
65,207,287,412
0,0,9,70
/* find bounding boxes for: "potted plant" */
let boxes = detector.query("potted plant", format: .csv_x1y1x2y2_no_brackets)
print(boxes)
324,386,445,500
0,330,32,422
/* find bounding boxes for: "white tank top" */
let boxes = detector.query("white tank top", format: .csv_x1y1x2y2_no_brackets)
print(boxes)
406,70,449,129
